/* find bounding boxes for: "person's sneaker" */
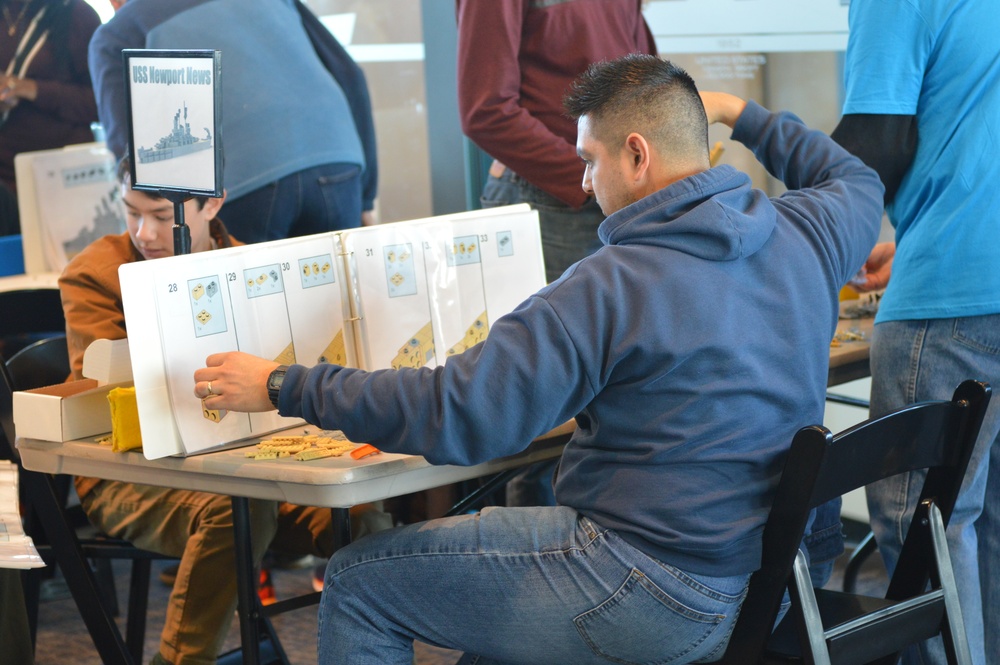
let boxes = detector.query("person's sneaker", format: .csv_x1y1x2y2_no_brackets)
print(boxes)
311,563,325,593
258,567,276,605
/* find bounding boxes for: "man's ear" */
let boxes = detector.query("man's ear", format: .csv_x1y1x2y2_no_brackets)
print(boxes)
203,190,227,218
624,132,651,182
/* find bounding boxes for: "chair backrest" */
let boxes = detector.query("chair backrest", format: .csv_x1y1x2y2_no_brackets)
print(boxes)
6,335,71,391
0,288,65,338
716,379,991,663
0,353,16,461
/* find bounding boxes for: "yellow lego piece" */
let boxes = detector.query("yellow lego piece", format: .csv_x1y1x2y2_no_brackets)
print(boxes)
202,402,227,423
295,447,342,461
108,386,142,453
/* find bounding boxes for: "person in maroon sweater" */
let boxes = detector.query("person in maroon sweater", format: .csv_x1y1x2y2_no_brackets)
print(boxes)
456,0,656,507
456,0,655,284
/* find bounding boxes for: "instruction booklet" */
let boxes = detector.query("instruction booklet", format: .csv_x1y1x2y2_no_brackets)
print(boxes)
120,204,545,459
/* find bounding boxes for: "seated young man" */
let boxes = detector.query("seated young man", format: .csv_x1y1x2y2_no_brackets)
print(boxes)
58,157,344,665
193,56,884,664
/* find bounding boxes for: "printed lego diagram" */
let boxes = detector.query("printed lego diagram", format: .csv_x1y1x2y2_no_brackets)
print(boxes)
391,321,435,369
448,235,481,267
188,275,226,338
318,330,348,365
497,230,514,257
447,312,489,357
383,243,417,298
244,263,284,298
299,254,335,288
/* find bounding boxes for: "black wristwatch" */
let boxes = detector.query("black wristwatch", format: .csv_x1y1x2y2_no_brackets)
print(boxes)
267,365,289,409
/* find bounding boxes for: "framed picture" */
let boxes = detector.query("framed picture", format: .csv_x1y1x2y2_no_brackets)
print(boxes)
122,49,223,198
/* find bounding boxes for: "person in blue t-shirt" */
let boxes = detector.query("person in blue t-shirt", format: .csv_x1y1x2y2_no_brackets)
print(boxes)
831,2,1000,663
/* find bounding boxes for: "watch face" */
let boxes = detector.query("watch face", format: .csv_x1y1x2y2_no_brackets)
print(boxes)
268,370,285,390
268,365,288,407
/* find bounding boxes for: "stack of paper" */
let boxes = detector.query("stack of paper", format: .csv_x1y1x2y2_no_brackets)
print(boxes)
0,462,45,569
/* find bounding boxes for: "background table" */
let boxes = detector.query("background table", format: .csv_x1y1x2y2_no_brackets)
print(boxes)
829,316,873,388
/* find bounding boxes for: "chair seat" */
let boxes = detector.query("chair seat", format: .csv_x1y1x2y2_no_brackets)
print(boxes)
767,588,946,664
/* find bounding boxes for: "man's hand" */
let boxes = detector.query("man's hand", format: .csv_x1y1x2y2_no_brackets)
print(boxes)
849,241,895,292
700,91,747,129
193,352,280,413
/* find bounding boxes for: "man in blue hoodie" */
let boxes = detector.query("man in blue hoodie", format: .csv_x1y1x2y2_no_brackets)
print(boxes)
194,56,883,664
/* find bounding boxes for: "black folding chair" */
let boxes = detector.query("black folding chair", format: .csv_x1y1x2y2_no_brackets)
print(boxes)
2,338,176,664
712,379,990,665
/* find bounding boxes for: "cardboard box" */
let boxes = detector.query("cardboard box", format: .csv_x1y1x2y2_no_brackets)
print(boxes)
13,379,120,442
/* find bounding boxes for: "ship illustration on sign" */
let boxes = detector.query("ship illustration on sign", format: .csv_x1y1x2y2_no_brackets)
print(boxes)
137,103,212,164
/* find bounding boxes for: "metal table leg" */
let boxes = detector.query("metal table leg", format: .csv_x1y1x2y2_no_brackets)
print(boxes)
232,495,261,665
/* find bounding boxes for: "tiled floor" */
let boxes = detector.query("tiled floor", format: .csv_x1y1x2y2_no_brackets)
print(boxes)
30,533,886,664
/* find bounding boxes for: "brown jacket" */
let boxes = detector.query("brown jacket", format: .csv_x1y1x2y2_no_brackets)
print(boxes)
58,218,238,496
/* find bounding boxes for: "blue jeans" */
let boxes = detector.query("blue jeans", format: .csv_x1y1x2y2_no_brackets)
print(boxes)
868,315,1000,665
480,169,605,284
318,506,750,665
219,162,362,243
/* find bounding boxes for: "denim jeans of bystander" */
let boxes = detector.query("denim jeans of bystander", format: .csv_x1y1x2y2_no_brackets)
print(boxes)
868,314,1000,665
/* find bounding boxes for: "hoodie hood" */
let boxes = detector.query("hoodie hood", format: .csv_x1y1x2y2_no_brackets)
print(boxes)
598,164,775,261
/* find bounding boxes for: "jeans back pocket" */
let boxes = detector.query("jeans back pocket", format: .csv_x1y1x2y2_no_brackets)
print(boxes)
574,568,729,665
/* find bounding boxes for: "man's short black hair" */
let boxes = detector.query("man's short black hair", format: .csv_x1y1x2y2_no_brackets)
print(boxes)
563,54,708,158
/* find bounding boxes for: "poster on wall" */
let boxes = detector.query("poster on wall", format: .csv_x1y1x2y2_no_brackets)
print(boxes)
121,49,223,197
14,143,126,274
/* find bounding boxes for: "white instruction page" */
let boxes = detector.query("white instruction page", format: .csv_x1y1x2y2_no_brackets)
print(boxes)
120,205,543,459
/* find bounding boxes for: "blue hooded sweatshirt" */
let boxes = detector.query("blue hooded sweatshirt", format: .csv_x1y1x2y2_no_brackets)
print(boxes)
279,101,883,576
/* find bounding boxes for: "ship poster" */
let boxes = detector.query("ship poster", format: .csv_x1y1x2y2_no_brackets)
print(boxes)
123,50,223,198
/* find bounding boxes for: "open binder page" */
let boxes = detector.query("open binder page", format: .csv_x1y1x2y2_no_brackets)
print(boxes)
121,233,348,458
343,207,544,371
120,204,543,459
